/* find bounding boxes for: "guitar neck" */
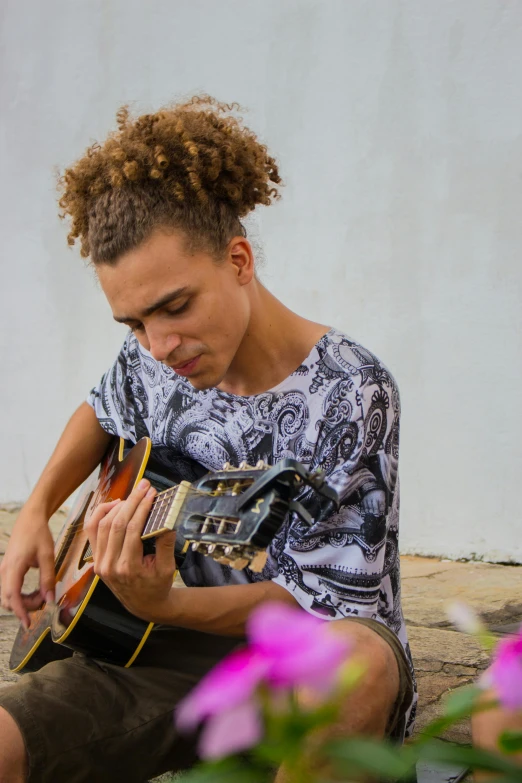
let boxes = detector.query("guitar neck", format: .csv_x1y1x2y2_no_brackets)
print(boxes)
141,481,192,540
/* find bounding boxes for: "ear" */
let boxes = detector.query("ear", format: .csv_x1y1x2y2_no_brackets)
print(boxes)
228,237,255,286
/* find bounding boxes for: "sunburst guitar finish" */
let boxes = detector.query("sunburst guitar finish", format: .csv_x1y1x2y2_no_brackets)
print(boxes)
10,438,153,673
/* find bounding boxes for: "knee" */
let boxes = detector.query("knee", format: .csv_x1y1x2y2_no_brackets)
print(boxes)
295,619,401,738
332,619,400,708
0,707,27,783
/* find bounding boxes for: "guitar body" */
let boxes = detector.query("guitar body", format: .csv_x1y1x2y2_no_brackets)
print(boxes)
10,438,153,673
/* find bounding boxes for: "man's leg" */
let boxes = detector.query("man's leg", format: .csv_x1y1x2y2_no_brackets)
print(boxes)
0,707,27,783
0,626,243,783
275,619,412,782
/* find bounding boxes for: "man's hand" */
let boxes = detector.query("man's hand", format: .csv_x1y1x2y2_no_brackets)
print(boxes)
0,507,56,629
84,478,177,623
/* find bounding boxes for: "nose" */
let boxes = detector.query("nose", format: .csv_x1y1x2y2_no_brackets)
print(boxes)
146,327,182,363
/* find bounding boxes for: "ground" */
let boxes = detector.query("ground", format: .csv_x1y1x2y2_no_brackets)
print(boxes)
1,506,521,768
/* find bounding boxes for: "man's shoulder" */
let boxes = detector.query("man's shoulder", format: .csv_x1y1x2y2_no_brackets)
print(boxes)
309,328,399,396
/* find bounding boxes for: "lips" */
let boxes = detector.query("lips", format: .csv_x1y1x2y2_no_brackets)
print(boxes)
172,355,201,376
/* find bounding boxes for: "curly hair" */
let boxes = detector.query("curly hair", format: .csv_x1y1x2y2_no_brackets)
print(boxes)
58,95,282,264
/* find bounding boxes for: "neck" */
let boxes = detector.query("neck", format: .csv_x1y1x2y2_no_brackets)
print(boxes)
217,281,329,397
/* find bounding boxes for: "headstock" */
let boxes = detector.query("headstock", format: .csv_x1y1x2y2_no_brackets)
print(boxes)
175,459,339,572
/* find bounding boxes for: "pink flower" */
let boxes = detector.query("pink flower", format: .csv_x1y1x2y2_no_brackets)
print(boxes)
176,647,269,731
248,601,352,692
175,602,352,760
483,627,522,711
198,700,263,760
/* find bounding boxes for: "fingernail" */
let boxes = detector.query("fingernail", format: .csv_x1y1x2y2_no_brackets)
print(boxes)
147,487,156,498
22,620,29,631
46,591,55,605
138,479,149,490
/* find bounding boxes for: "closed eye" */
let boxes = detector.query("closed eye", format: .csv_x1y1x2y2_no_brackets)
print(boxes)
165,300,190,317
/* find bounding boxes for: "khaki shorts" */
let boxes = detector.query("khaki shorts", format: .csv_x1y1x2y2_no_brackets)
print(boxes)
0,619,414,783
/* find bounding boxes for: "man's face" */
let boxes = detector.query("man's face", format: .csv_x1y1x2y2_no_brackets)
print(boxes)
96,228,253,390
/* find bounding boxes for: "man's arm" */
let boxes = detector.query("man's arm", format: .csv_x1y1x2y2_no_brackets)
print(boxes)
154,581,299,637
0,402,112,627
19,402,112,517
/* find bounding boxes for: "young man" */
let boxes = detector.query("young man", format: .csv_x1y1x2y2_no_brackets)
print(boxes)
0,96,416,782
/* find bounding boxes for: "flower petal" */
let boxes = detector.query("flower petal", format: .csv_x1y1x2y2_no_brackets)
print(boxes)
248,601,352,691
176,647,268,731
487,630,522,711
198,700,263,760
268,631,351,691
248,601,324,655
447,601,485,636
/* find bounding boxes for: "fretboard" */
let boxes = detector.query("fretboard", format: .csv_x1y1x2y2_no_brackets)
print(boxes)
142,485,180,538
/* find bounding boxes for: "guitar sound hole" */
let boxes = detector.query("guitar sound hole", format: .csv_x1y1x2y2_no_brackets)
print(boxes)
79,541,93,568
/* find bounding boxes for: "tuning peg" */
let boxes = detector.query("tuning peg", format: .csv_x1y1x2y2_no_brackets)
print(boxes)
255,459,268,469
191,542,209,554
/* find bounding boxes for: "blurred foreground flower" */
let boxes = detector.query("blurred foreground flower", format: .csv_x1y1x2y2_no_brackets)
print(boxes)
447,601,495,651
447,603,522,713
176,602,352,760
447,601,485,636
482,628,522,712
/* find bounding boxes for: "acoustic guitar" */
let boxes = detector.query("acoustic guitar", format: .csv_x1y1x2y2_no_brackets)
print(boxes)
9,437,337,674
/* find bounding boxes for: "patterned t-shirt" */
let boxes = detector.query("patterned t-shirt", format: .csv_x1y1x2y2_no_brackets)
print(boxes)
87,327,416,735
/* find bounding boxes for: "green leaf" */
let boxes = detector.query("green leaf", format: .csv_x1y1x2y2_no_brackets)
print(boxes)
326,737,416,780
444,685,482,717
499,731,522,754
417,686,495,743
418,739,522,781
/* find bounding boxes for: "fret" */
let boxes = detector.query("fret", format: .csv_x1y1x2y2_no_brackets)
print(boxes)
143,495,162,537
141,481,191,539
143,487,175,537
146,495,161,532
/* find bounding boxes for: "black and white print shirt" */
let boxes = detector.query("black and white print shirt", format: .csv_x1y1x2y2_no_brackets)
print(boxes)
88,327,416,735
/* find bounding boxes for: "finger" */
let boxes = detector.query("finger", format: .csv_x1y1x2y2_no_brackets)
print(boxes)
3,570,30,629
87,498,122,527
38,546,57,603
119,487,157,566
21,590,46,611
102,500,140,568
154,531,177,572
98,480,152,567
86,500,121,560
93,501,123,566
117,478,153,524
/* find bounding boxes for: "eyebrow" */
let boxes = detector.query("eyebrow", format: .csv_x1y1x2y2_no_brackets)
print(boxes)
113,287,190,324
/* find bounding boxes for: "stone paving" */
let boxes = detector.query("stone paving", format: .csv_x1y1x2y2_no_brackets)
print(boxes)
1,507,522,749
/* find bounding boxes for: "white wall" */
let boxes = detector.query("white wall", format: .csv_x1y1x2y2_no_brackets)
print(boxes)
1,0,521,562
